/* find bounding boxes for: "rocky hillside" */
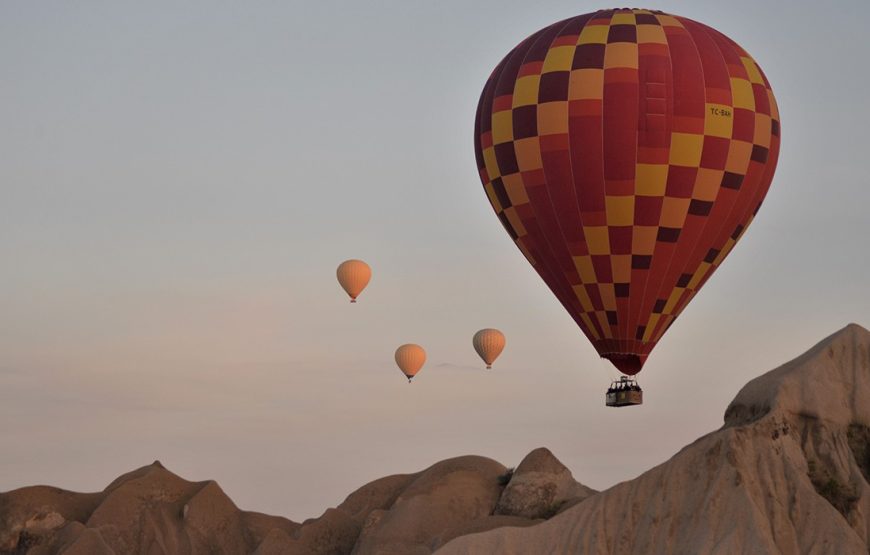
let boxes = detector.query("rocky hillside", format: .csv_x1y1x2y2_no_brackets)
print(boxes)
0,449,593,554
2,323,868,554
440,323,870,554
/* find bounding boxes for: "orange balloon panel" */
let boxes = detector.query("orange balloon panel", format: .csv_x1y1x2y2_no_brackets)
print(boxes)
474,9,780,375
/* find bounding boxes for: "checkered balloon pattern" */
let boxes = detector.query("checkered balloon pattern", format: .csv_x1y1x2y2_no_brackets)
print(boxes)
474,9,780,375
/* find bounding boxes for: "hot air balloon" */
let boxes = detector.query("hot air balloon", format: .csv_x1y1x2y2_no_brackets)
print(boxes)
395,344,426,383
473,328,506,369
474,9,780,398
336,259,371,303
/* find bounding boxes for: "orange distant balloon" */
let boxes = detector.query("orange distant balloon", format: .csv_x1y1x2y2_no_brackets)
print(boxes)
336,259,371,303
473,329,506,369
394,344,426,383
474,9,780,376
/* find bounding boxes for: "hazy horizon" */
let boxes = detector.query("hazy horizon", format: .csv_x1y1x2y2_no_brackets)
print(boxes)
2,1,869,521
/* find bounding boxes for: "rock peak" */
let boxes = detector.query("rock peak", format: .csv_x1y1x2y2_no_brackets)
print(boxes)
514,447,568,475
725,322,870,427
494,447,596,520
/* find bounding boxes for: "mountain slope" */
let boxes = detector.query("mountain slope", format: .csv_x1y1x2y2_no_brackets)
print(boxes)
0,451,592,554
439,324,870,554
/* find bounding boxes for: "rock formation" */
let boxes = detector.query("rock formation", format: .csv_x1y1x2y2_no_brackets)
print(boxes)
0,461,300,554
494,447,596,520
0,453,592,554
439,323,870,554
2,323,869,554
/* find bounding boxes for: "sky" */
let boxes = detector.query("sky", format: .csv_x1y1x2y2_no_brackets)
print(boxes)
2,1,870,521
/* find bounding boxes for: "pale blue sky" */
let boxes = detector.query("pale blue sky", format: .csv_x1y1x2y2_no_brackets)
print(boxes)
2,1,869,520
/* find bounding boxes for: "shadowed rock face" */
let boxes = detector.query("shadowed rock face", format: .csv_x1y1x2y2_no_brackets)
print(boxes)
0,454,594,554
351,456,506,555
495,447,596,520
0,461,300,554
439,324,870,554
3,324,868,554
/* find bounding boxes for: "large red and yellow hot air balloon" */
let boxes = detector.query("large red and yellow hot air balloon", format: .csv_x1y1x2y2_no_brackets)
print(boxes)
474,9,780,376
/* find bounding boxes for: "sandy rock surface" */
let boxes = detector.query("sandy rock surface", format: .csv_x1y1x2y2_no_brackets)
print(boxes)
495,447,596,519
438,324,870,554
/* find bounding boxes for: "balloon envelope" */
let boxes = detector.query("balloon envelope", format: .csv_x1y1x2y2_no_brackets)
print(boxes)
473,328,506,369
336,259,371,303
474,9,780,375
394,344,426,381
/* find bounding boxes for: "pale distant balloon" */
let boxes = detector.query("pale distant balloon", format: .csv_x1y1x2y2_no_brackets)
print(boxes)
395,344,426,383
336,259,371,303
473,328,506,369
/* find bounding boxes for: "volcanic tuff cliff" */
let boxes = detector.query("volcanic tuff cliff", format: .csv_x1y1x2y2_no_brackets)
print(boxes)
440,323,870,554
1,324,868,554
0,450,594,553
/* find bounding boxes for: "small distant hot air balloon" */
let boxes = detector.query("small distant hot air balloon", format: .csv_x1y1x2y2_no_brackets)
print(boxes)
395,344,426,383
473,328,506,369
336,259,371,303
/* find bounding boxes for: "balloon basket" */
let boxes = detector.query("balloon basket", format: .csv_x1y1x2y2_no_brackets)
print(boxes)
605,376,643,407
